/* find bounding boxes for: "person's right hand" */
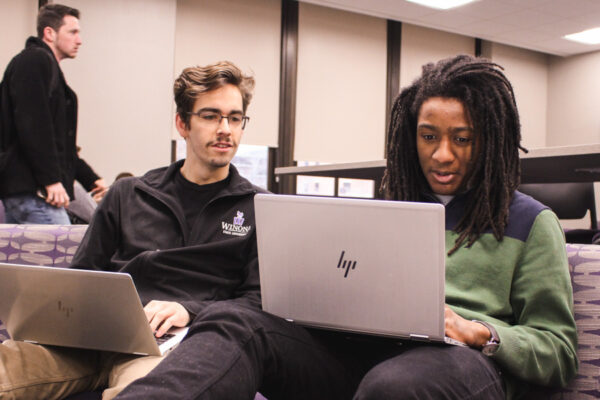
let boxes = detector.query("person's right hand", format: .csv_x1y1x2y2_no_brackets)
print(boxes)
44,182,70,208
144,300,191,338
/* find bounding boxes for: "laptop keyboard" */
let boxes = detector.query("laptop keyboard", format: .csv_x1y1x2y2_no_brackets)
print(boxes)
155,332,175,345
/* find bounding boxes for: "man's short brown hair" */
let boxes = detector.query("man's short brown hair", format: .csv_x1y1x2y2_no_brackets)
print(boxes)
174,61,255,128
37,4,80,38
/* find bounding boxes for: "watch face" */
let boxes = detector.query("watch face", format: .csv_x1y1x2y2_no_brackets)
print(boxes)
482,342,499,356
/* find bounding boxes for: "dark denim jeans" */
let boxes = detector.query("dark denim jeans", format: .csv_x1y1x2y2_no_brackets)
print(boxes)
3,194,71,225
115,301,504,400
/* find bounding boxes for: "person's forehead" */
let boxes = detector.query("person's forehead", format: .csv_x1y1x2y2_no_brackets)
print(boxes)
192,85,243,110
60,15,80,30
418,97,468,118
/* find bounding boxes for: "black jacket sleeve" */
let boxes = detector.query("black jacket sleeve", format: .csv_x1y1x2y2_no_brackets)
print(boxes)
70,183,121,271
75,157,101,191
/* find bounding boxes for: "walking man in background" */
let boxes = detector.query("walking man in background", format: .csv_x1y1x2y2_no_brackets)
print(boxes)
0,3,106,224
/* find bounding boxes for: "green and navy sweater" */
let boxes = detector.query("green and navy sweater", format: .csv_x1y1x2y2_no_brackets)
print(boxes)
434,191,578,399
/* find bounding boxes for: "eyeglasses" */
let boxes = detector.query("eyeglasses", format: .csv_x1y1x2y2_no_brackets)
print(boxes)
188,109,250,130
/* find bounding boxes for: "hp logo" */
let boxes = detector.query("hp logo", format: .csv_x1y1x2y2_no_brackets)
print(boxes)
337,250,357,278
57,300,74,318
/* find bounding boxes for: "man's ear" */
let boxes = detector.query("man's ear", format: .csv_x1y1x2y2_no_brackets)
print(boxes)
42,26,56,43
175,113,189,139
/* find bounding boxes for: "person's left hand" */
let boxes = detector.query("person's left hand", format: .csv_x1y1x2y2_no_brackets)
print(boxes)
444,305,490,348
90,178,108,202
144,300,191,338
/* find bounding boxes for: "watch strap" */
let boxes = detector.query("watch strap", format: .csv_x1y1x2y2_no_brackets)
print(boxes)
472,320,500,355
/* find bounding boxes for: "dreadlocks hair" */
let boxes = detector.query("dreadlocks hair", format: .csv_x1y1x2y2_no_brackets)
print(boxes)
381,54,527,255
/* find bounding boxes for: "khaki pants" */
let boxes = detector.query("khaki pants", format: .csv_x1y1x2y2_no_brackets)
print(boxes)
0,340,163,400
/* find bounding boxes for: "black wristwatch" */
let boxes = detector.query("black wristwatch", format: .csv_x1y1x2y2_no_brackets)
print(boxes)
473,320,500,356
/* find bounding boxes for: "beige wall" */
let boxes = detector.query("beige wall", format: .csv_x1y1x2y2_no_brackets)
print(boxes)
3,0,600,196
0,0,37,71
547,51,600,147
60,0,177,182
483,42,549,149
295,2,387,163
400,24,474,88
546,50,600,225
174,0,281,147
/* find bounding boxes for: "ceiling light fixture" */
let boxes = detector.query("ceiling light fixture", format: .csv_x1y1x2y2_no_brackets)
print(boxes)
406,0,478,10
564,27,600,45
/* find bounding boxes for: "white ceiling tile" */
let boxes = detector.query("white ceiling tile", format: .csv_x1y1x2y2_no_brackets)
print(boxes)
417,10,480,30
296,0,600,55
457,1,520,19
537,37,600,55
497,0,552,7
533,18,588,36
490,9,563,28
495,29,553,44
570,12,600,30
540,0,598,18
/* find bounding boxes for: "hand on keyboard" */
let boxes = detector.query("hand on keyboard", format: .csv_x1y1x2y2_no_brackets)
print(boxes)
144,300,191,338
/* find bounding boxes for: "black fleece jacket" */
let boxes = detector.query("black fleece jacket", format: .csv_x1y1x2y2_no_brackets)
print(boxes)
0,37,98,199
71,161,266,316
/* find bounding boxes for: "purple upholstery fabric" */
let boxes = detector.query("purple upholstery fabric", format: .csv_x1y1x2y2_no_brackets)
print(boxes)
0,223,86,267
553,244,600,399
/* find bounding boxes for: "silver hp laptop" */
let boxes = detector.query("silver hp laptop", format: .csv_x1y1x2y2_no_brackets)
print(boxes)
255,194,457,345
0,263,188,356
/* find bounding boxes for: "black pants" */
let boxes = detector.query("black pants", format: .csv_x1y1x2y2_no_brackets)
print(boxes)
115,301,504,400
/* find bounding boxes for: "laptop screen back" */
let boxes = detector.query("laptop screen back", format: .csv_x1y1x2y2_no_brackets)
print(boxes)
255,194,446,341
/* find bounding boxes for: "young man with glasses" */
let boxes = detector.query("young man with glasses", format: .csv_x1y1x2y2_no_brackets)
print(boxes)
0,61,266,399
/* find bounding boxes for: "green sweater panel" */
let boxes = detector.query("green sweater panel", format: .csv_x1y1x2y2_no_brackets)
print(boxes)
445,209,578,399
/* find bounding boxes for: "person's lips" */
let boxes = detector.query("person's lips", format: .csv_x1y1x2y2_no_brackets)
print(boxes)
211,142,233,152
431,170,457,184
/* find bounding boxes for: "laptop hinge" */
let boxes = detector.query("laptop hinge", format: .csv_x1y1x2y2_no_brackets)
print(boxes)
409,334,430,342
285,318,294,323
23,340,38,344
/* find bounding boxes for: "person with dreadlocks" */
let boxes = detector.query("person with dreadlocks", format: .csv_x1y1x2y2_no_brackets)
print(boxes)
352,54,578,399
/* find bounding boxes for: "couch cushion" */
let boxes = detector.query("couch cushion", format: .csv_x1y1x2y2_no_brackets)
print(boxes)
555,243,600,398
0,224,87,267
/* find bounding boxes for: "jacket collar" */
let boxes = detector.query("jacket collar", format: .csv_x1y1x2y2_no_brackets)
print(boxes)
134,161,257,243
26,36,56,60
139,159,256,198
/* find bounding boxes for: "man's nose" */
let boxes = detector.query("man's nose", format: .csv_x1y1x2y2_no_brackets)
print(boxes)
217,116,232,135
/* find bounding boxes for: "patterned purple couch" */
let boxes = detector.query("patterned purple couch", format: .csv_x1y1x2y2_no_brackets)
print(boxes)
0,223,599,399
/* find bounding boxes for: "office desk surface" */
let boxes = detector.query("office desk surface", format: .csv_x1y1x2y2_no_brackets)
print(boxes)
275,144,600,184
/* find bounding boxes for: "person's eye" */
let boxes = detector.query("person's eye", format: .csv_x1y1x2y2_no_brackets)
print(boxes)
421,133,435,141
230,115,243,123
201,113,219,121
455,137,472,144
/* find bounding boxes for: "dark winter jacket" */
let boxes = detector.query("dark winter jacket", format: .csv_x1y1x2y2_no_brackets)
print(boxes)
71,161,266,316
0,37,97,199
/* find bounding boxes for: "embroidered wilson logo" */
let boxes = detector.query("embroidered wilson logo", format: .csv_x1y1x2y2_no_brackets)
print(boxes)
222,211,252,236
